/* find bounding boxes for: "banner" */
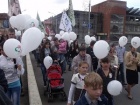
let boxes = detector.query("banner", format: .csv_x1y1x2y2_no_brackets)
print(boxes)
59,11,72,32
68,0,75,26
8,0,21,16
36,12,47,35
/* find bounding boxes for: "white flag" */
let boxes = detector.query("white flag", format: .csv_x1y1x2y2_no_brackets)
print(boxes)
68,0,75,26
59,11,72,32
8,0,21,16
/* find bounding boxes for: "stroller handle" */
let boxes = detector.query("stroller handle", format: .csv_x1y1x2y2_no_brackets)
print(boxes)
53,61,59,65
48,78,64,83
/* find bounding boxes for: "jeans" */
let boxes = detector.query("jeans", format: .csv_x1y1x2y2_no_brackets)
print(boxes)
33,50,40,63
67,58,72,70
20,76,24,94
59,54,66,73
58,54,65,62
6,86,21,105
40,63,47,86
117,62,125,84
61,58,66,73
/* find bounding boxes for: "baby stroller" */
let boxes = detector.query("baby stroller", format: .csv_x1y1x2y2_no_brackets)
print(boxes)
45,62,67,102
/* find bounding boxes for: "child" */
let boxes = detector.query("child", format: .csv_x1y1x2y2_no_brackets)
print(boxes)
67,61,89,105
58,39,67,63
75,72,108,105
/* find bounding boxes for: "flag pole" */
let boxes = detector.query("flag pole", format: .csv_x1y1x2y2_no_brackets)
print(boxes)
88,0,91,36
68,0,75,27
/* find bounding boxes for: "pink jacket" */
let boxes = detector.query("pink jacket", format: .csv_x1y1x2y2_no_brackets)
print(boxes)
58,40,67,53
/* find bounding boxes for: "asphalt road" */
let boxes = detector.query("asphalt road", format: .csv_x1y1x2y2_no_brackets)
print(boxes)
30,53,140,105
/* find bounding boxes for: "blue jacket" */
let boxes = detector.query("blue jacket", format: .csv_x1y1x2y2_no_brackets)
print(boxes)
75,94,108,105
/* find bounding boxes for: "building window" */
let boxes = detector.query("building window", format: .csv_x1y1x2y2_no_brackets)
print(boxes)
75,12,80,18
90,14,94,19
75,22,80,29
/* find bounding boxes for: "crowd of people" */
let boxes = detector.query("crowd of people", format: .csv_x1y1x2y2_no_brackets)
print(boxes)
0,27,140,105
32,35,140,105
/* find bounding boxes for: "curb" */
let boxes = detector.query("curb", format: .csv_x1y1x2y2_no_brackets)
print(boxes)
26,54,42,105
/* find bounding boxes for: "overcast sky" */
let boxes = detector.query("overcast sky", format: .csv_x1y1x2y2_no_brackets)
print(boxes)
0,0,140,20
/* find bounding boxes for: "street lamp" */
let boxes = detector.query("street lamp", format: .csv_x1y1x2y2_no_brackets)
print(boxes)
48,12,57,34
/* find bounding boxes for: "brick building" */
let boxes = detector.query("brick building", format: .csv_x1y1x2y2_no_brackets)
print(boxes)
91,0,140,41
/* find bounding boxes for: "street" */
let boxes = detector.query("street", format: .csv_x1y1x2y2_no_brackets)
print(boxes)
30,53,140,105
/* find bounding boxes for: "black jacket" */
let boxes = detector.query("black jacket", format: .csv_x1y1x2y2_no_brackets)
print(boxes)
97,68,115,105
0,69,8,92
68,45,78,58
75,94,108,105
86,46,98,70
0,85,13,105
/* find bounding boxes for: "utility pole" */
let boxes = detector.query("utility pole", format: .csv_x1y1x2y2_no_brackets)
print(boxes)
88,0,91,36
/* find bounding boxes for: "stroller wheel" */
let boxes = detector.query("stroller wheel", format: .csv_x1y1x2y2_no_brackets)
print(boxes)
44,87,48,96
61,93,67,101
48,94,53,102
44,90,47,96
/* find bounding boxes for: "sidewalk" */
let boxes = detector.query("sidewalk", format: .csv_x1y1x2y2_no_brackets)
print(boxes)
20,56,29,105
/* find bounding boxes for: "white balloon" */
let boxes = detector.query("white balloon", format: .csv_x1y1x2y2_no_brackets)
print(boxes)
62,32,70,41
15,30,21,36
93,40,110,59
55,34,61,40
119,36,128,47
48,36,52,41
25,18,39,29
69,32,77,41
60,30,64,36
15,30,18,35
3,39,22,58
43,56,53,69
21,27,42,56
85,35,91,44
107,80,122,96
131,37,140,48
15,14,27,30
24,14,31,21
9,16,18,28
91,36,96,41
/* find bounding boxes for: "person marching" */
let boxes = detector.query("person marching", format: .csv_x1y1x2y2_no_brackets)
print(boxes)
75,72,108,105
67,61,89,105
125,45,140,100
97,57,115,105
0,44,24,105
